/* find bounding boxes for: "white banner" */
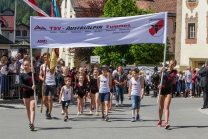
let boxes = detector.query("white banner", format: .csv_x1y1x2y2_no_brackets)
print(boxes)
30,12,167,48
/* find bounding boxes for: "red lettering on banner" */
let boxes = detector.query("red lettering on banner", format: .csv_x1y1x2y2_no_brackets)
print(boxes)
50,26,62,30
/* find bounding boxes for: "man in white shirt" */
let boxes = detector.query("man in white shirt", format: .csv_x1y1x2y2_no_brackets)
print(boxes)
185,66,193,98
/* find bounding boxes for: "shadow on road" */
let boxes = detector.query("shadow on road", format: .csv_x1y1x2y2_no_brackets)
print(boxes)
170,126,208,129
36,127,72,130
0,104,24,109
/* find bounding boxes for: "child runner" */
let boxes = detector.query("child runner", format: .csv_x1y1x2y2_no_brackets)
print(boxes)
75,67,89,110
88,69,99,115
59,77,74,122
128,68,144,122
97,65,112,121
158,59,177,129
75,75,88,115
58,66,70,115
19,58,39,131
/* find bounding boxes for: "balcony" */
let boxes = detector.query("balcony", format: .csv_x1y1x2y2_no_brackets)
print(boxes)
15,36,30,41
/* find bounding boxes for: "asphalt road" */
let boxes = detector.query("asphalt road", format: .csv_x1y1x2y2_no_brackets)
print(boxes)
0,95,208,139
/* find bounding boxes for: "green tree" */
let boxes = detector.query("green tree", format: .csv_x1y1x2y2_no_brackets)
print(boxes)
22,13,30,25
94,0,172,65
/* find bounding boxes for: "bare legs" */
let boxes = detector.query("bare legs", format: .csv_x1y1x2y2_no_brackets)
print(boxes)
23,96,35,125
43,96,53,114
158,94,172,123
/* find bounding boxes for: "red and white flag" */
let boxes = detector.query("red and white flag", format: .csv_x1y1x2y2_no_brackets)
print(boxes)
23,0,49,17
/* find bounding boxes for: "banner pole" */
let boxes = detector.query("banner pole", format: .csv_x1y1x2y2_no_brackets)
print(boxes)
157,12,168,103
30,16,37,109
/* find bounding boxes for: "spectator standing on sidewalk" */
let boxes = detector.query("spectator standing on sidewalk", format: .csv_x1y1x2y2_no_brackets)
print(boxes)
192,69,197,97
0,56,9,97
184,66,193,98
199,62,208,109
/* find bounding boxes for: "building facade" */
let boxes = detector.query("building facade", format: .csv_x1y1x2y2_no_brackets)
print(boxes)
136,0,177,53
175,0,208,69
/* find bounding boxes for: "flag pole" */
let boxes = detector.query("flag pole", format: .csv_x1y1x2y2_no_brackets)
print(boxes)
30,17,37,109
13,0,17,43
157,12,168,103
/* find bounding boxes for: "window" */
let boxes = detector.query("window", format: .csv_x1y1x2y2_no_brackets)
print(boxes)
188,23,195,39
188,0,196,2
16,30,21,36
174,21,176,32
22,30,27,36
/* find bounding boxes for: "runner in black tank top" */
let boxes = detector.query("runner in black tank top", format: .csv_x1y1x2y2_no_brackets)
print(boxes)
88,69,99,115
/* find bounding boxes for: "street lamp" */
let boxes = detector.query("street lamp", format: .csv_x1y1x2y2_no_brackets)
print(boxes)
121,58,126,67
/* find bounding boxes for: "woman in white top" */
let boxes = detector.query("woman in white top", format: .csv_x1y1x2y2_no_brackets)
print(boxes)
128,68,144,122
8,57,17,97
0,56,9,97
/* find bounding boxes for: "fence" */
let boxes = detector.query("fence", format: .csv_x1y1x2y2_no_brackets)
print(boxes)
0,73,42,99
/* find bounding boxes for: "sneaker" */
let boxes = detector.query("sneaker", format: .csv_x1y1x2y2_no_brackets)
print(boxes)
105,115,109,121
131,117,136,122
120,104,124,107
102,115,105,120
157,121,162,127
45,109,48,116
64,116,68,122
95,112,99,116
115,104,119,107
164,122,170,129
77,112,81,116
46,113,52,119
89,111,92,115
84,104,87,109
136,114,140,121
61,110,64,115
29,124,35,131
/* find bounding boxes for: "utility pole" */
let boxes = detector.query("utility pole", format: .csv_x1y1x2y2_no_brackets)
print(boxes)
13,0,17,43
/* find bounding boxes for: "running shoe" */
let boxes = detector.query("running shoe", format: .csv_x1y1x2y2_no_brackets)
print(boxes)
95,112,99,116
105,115,109,121
131,117,136,122
29,124,35,131
102,115,105,120
61,110,64,115
45,109,48,116
164,122,170,129
64,116,68,122
115,104,119,107
136,114,140,121
157,121,162,127
77,112,81,116
120,104,124,107
89,111,92,115
46,113,52,119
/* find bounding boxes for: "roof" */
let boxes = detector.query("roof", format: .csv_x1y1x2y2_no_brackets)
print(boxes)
16,23,30,29
11,40,30,46
136,0,177,14
1,8,14,14
0,34,13,44
0,16,14,31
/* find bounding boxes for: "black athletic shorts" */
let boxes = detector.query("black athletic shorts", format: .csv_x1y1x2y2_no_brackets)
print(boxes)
91,88,98,94
22,91,34,98
62,100,71,109
160,88,171,96
44,85,56,96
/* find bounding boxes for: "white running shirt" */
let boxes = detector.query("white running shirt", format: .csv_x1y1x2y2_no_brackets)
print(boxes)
42,64,56,85
61,86,72,101
99,75,110,93
131,77,141,96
